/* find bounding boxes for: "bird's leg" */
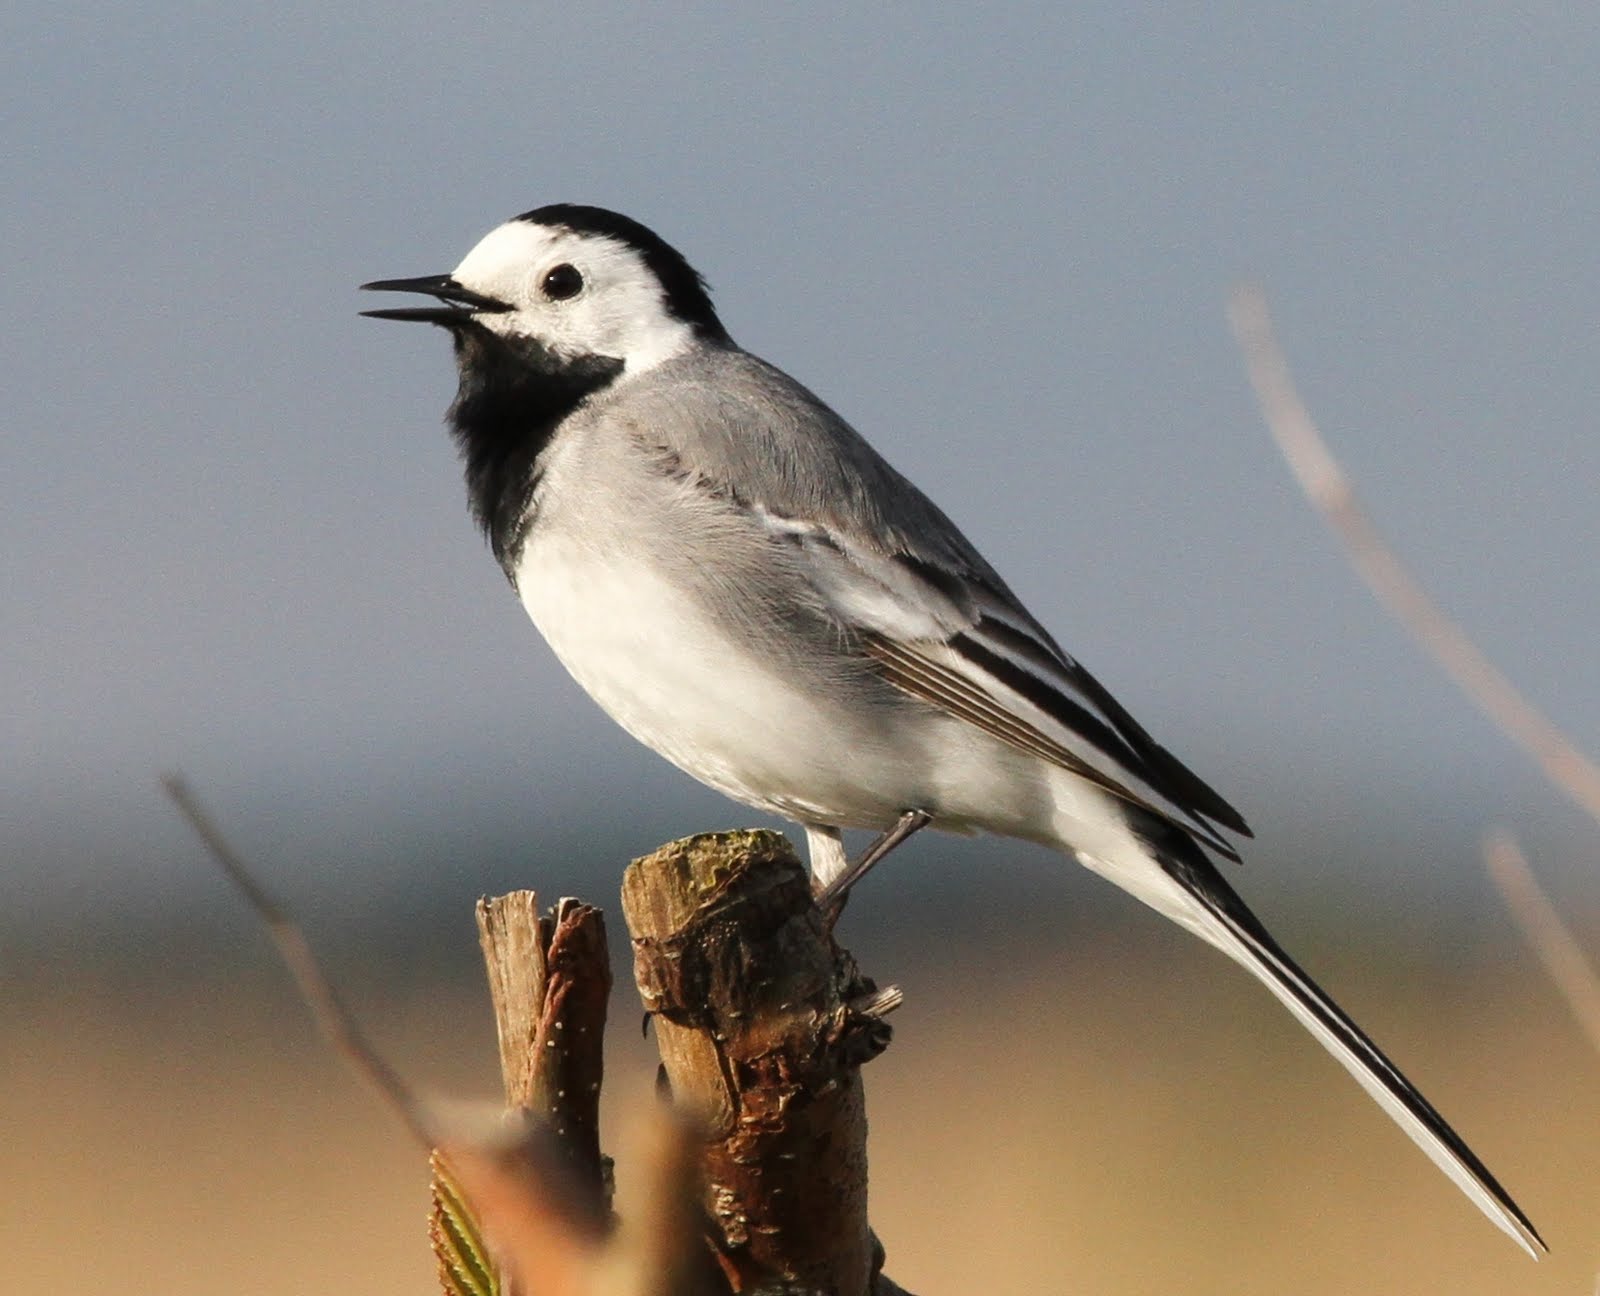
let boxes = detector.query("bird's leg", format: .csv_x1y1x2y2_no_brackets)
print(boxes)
817,809,931,914
804,825,850,892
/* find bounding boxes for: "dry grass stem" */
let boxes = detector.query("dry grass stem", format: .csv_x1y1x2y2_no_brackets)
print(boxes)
1228,285,1600,831
167,778,711,1294
161,773,436,1148
1483,829,1600,1056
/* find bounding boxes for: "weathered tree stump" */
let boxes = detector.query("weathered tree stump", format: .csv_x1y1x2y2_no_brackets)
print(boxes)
621,830,907,1296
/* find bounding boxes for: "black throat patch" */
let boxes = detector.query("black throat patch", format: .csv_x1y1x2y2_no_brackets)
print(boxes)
445,323,624,576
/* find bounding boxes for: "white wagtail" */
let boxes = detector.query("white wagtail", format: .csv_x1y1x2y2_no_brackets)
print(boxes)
363,204,1542,1255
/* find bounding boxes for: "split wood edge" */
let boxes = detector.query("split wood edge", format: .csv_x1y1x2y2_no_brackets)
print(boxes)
462,830,914,1296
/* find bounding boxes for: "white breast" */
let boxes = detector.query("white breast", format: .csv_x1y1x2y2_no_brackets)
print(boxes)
514,529,906,827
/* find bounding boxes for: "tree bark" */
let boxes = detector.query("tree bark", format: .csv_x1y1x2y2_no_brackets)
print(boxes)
621,830,907,1296
475,892,613,1230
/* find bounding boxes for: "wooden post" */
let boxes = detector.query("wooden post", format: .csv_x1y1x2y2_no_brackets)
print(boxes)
475,892,613,1228
167,774,890,1296
621,830,909,1296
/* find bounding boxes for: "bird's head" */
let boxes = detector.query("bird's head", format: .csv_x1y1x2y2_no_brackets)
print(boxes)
362,204,729,376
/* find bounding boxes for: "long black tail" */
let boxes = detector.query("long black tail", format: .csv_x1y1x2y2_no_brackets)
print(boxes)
1157,843,1545,1257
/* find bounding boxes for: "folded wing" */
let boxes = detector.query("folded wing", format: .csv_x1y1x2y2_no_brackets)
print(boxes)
755,504,1251,858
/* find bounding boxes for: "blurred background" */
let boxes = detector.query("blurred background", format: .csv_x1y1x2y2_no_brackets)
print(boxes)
5,4,1599,1291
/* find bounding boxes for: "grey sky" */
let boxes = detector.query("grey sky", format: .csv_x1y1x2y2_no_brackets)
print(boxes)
5,4,1598,928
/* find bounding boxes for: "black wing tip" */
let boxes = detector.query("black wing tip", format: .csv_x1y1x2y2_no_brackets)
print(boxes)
1208,834,1244,865
959,608,1254,844
1147,742,1252,839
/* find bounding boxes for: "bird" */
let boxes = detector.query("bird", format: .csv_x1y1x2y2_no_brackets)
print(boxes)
362,203,1543,1256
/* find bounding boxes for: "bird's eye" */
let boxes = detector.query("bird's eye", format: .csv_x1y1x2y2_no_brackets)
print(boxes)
541,263,584,301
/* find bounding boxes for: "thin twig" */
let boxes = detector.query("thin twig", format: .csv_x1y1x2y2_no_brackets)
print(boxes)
1483,828,1600,1055
161,772,435,1147
1228,284,1600,831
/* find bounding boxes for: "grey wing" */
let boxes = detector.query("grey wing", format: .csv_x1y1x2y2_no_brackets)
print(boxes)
769,513,1250,858
629,348,1252,855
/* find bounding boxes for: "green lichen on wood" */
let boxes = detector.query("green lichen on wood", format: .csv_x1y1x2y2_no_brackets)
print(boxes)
622,829,801,933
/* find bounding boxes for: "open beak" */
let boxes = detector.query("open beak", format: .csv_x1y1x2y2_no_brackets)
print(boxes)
359,274,512,325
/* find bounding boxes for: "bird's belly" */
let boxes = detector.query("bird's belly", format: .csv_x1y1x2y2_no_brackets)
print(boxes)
515,540,910,827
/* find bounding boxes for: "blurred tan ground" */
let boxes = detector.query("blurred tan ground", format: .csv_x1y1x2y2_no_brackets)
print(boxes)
6,926,1596,1294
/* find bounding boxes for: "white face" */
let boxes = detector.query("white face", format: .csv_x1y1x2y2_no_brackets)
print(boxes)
449,220,697,375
